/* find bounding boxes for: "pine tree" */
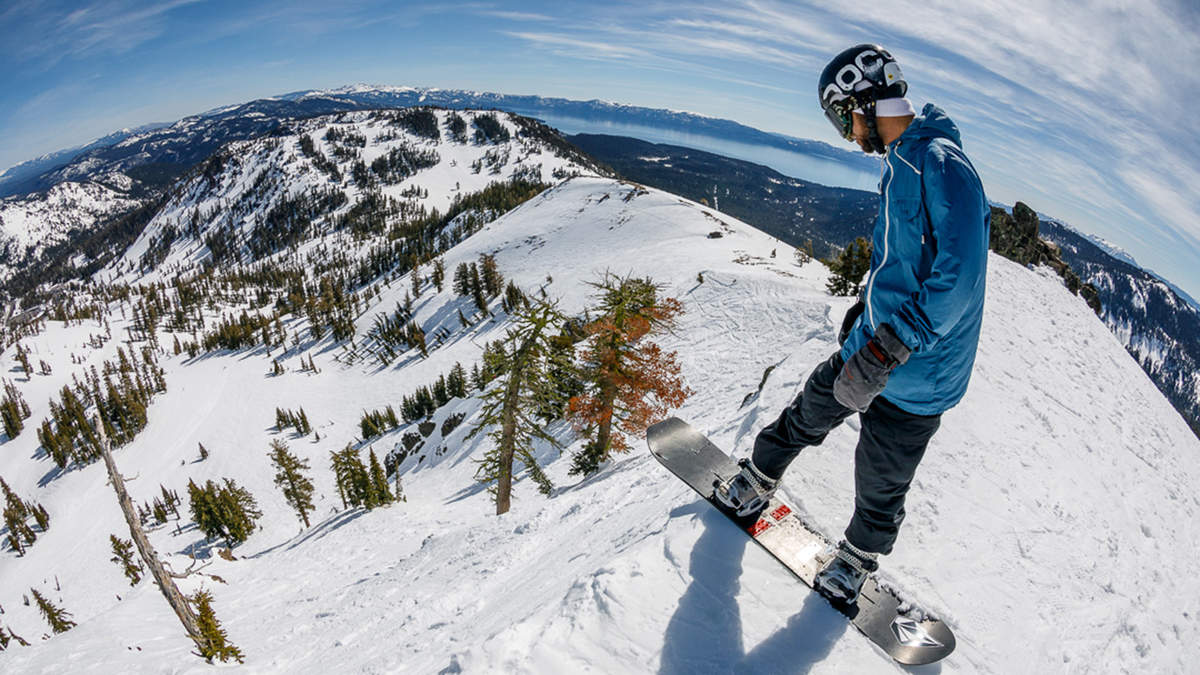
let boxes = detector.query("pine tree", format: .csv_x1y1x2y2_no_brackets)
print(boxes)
188,478,262,546
470,263,488,315
330,445,372,509
109,534,144,586
567,273,691,475
1,380,30,439
31,502,50,531
14,344,31,379
191,589,244,663
368,449,393,505
453,262,471,296
448,362,468,398
479,253,503,298
31,589,75,633
431,257,446,292
1,624,30,647
269,439,316,528
468,295,567,514
2,478,37,552
824,236,872,297
217,479,261,546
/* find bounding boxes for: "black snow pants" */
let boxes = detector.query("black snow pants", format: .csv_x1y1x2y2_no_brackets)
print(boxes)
750,353,941,555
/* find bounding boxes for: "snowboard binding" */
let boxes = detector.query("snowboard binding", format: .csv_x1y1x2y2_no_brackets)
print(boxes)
712,458,778,517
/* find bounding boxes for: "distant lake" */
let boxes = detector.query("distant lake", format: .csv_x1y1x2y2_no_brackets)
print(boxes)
537,114,881,193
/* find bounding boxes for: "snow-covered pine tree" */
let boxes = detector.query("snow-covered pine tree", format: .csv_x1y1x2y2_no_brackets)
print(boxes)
468,294,567,514
567,273,691,475
269,439,316,528
191,589,244,664
109,534,144,585
30,589,75,634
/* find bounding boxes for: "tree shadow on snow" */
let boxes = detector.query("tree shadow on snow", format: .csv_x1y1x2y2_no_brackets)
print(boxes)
248,508,369,559
658,505,848,675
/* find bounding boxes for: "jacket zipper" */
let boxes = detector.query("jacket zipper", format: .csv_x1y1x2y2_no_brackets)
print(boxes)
865,145,898,330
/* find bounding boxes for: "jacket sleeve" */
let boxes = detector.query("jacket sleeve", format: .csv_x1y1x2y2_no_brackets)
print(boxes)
884,146,988,352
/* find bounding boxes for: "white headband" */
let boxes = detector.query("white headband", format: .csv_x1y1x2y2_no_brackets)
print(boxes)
852,97,915,118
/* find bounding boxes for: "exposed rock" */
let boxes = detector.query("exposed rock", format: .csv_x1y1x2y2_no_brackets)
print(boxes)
990,203,1102,315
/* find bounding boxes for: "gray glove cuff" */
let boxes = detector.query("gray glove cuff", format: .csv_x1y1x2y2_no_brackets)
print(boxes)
873,323,911,366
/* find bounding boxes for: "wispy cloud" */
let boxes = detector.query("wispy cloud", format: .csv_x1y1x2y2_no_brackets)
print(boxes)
3,0,204,68
503,31,650,60
478,10,554,22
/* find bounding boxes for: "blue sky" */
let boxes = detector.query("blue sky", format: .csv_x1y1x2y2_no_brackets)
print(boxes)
2,0,1198,299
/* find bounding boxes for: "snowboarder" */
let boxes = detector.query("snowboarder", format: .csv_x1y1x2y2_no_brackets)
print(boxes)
716,44,990,604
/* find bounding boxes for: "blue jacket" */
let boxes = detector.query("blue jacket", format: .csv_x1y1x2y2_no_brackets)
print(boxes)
839,104,990,415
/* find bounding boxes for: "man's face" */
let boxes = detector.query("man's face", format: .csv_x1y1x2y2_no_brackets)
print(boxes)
850,112,873,153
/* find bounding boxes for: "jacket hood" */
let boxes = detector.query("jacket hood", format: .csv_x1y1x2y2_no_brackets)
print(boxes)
899,103,962,148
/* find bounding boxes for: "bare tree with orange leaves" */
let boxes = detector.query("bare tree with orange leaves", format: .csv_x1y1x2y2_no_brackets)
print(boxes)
568,272,692,475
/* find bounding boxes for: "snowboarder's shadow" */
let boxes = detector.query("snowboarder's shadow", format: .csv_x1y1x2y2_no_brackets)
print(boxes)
658,504,847,675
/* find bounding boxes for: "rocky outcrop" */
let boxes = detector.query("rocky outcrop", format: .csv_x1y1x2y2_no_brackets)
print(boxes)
990,202,1102,315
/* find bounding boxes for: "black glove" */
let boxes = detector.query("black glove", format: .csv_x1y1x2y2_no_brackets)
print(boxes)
838,300,865,346
833,323,911,413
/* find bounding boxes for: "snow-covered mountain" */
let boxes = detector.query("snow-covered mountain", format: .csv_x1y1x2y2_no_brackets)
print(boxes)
0,124,170,198
1,152,1198,675
0,175,146,286
100,107,598,285
0,85,872,201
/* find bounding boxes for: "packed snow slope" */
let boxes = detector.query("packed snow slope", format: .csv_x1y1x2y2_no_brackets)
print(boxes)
2,176,1198,673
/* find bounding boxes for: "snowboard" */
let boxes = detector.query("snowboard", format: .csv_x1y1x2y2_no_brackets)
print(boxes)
646,417,955,666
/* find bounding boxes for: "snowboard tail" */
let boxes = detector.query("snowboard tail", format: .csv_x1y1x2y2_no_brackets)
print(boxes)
646,416,955,666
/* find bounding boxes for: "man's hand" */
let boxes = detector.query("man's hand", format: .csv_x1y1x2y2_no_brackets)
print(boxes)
833,323,911,412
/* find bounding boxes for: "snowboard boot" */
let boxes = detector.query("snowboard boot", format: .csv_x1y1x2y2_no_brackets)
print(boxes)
814,539,879,605
714,458,778,517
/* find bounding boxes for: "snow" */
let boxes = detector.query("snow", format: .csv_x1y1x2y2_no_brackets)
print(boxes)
2,176,1199,673
0,180,141,280
101,109,587,286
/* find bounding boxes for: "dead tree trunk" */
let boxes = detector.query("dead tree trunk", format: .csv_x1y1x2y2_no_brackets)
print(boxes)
91,416,208,653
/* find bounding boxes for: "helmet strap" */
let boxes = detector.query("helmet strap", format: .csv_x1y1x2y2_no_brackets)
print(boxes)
862,99,886,154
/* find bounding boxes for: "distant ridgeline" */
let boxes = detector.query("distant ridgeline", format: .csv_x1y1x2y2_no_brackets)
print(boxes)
573,134,1199,440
